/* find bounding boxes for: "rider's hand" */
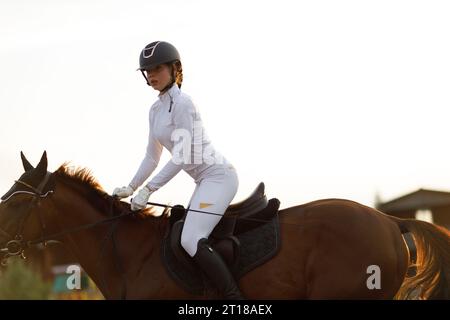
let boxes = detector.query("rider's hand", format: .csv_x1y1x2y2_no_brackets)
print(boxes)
112,185,134,199
131,186,154,211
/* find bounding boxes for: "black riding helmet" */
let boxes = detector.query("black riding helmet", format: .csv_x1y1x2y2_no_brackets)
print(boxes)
137,41,180,71
138,41,181,88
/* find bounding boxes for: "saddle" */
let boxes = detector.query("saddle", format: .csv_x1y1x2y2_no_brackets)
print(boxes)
161,182,281,296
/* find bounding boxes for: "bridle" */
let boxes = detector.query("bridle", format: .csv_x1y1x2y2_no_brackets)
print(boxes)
0,172,54,266
0,171,168,298
0,170,285,298
0,171,132,299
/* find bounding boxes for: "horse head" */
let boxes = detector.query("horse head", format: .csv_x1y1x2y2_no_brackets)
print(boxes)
0,151,55,266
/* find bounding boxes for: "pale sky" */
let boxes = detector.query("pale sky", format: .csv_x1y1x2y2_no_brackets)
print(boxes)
1,0,450,212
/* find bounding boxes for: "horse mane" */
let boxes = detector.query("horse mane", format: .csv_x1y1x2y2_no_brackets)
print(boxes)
54,163,170,220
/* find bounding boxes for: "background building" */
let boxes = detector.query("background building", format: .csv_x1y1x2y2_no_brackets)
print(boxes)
376,188,450,229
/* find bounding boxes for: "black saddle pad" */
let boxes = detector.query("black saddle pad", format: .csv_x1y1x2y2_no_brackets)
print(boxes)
161,214,281,296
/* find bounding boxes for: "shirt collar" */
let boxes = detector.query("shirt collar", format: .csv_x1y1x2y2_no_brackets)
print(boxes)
158,83,181,107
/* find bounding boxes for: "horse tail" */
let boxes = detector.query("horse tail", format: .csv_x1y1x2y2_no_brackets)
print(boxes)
388,216,450,299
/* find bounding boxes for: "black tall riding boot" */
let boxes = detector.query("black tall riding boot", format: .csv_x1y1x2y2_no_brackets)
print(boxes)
192,238,244,300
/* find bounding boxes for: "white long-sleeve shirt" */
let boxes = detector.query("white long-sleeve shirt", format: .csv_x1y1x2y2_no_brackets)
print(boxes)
129,84,231,191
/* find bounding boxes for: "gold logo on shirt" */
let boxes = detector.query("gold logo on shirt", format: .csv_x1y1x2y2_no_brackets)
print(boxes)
199,202,213,209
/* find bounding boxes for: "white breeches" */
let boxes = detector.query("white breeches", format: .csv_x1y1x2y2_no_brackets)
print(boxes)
181,165,239,257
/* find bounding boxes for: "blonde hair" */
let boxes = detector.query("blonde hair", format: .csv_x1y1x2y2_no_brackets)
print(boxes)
165,60,183,88
172,60,183,88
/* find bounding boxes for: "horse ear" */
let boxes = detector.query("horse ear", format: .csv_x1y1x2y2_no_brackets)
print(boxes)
21,151,34,172
36,150,48,173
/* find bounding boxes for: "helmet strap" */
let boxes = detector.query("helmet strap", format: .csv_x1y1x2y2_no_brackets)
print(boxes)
160,81,175,94
140,70,151,86
160,63,177,93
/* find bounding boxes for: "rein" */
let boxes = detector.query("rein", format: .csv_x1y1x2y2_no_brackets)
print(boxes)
0,173,135,299
0,172,287,299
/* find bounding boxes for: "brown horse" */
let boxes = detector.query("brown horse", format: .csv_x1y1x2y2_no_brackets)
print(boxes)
0,151,449,299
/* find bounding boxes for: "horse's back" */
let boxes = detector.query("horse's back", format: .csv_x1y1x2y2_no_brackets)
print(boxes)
274,198,409,299
279,198,403,237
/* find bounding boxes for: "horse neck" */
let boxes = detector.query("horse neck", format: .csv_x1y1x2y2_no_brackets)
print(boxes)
48,178,163,299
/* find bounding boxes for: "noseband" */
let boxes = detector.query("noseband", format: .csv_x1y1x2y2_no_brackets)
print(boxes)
0,172,53,266
0,172,130,298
